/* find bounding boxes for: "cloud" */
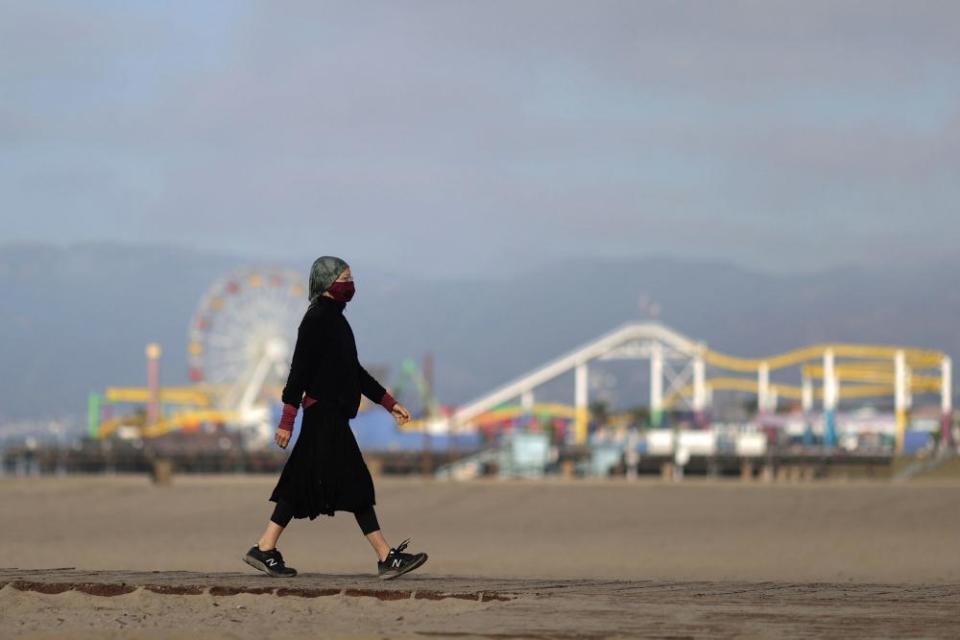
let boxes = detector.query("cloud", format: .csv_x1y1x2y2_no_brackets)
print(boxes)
1,0,958,276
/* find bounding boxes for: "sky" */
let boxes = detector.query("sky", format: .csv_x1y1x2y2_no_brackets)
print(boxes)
1,0,958,278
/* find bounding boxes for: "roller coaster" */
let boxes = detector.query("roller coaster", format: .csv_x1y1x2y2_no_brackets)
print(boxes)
451,322,952,454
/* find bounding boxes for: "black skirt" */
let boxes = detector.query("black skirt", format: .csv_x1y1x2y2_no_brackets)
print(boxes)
268,402,376,519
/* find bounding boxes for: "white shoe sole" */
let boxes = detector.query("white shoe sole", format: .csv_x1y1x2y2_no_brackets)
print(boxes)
243,553,297,577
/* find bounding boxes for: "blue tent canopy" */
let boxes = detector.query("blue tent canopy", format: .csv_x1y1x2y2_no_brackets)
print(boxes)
271,403,482,453
349,409,483,453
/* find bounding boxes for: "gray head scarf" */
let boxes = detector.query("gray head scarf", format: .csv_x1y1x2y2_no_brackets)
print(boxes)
307,256,350,306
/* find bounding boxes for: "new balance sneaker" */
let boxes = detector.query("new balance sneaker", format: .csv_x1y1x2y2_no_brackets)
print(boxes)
243,544,297,577
377,537,428,580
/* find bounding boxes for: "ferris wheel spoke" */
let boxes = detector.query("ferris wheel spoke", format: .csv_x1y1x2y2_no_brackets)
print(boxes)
207,333,243,347
190,268,306,393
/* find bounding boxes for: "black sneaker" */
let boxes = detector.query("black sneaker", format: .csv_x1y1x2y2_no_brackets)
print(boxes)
377,537,428,580
243,544,297,577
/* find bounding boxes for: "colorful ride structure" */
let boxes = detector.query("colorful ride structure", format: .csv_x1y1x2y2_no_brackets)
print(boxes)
392,357,440,420
89,268,308,447
451,322,952,454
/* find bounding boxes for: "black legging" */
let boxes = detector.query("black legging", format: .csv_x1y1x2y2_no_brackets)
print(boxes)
270,500,380,535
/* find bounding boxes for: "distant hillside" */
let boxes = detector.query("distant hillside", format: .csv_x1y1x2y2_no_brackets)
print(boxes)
1,242,956,430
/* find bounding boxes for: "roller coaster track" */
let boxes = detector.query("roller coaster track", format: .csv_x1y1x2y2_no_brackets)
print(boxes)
451,322,952,452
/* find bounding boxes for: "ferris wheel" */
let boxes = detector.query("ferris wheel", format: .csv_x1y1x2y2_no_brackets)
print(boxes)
187,268,308,416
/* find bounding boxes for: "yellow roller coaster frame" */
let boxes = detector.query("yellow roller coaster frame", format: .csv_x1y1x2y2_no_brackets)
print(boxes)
105,387,214,407
97,410,240,439
705,343,944,373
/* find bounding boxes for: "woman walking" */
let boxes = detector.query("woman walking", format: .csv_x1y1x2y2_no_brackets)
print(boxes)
243,256,428,579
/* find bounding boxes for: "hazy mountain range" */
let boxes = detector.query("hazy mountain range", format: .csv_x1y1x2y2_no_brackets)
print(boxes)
1,242,956,432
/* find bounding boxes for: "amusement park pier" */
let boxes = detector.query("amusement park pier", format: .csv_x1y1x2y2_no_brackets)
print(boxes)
3,268,956,482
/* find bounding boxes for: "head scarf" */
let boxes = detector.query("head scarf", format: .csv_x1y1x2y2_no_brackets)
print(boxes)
307,256,350,306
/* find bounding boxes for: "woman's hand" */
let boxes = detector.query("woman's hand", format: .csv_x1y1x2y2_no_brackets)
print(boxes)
391,403,412,426
275,403,297,449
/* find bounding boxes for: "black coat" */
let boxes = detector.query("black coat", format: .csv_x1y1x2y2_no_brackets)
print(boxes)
281,295,387,417
269,295,387,518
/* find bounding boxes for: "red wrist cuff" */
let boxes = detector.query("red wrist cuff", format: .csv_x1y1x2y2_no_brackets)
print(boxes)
381,392,397,412
278,403,298,432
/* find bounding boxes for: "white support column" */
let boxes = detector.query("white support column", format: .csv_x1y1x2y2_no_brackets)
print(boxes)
757,362,770,414
692,354,706,412
942,356,953,450
693,351,707,427
574,362,589,444
823,350,838,412
650,342,663,426
575,363,588,409
521,390,535,412
895,350,909,412
895,349,909,454
823,349,838,447
801,376,814,413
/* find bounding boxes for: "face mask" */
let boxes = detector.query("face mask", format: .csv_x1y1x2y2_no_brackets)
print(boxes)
327,280,355,302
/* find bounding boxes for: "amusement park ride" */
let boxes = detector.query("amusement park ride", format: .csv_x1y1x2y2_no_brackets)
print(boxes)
453,323,952,454
88,268,954,456
90,268,307,447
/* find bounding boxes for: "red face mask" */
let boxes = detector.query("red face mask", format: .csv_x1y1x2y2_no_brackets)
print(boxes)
327,280,355,302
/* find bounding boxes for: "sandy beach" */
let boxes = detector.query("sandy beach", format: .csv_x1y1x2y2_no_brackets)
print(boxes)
1,474,959,638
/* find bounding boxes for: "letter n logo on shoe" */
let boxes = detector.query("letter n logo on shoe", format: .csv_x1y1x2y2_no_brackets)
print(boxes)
391,558,401,568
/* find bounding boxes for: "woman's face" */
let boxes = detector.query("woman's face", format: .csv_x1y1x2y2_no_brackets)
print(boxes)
322,266,353,299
